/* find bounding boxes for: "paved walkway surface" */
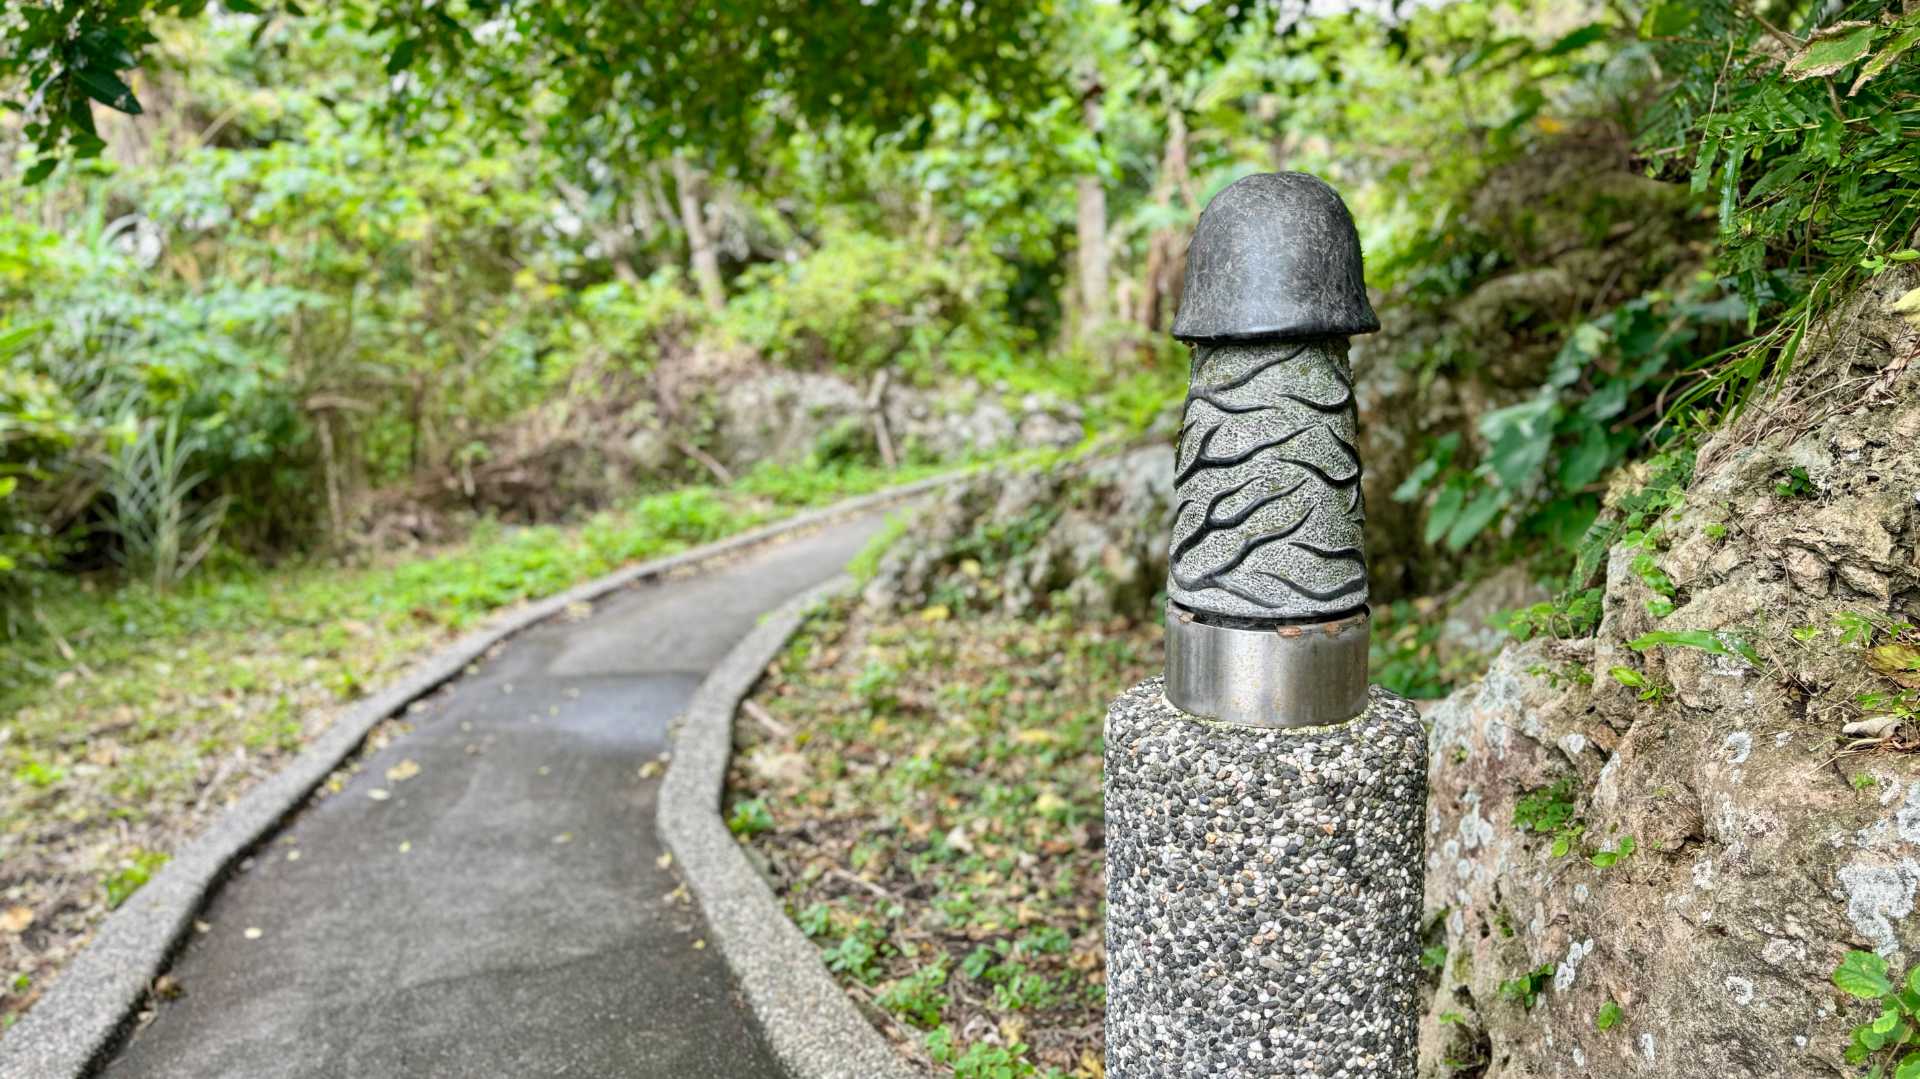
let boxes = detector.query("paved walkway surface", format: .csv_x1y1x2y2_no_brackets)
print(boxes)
104,514,887,1079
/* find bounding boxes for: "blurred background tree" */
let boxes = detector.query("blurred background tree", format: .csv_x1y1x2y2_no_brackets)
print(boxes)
0,0,1913,647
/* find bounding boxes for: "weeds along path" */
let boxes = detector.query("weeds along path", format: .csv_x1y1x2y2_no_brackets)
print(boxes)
97,512,892,1079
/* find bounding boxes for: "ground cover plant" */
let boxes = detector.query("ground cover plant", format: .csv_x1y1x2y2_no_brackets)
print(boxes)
0,456,941,1030
730,601,1159,1076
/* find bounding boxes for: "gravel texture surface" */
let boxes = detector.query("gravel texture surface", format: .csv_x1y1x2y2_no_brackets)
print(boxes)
1105,678,1425,1078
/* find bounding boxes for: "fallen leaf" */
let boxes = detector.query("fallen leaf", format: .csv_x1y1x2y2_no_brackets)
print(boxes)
1,906,33,934
152,974,184,1000
691,938,706,950
398,841,412,853
243,927,263,940
1891,286,1920,332
1869,643,1920,687
385,759,421,783
552,833,573,845
367,788,391,801
286,850,301,862
1845,715,1903,739
656,852,673,870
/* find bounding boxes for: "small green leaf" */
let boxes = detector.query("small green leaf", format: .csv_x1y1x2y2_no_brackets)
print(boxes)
1445,489,1505,551
21,158,57,185
1784,21,1878,81
1425,484,1465,546
1608,666,1646,689
387,39,419,74
1596,999,1623,1030
1544,23,1609,57
1837,950,1894,999
1858,25,1920,94
1630,629,1762,667
1637,2,1695,39
1896,1049,1920,1079
70,66,142,114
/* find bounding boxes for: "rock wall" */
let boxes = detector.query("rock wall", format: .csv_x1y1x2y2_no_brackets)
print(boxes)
861,444,1173,619
711,369,1083,473
1418,270,1920,1076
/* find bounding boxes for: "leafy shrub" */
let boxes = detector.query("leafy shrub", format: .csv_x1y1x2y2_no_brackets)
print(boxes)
721,221,1017,378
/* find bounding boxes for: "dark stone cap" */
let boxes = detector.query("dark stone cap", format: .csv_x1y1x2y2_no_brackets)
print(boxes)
1170,172,1380,344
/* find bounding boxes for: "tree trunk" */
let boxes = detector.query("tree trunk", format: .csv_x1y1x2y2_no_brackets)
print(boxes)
1136,107,1194,337
1075,86,1109,330
671,154,725,311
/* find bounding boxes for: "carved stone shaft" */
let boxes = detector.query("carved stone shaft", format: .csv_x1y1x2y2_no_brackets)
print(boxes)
1169,337,1365,622
1162,171,1379,728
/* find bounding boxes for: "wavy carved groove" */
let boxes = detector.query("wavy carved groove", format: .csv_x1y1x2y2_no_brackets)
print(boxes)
1167,338,1369,621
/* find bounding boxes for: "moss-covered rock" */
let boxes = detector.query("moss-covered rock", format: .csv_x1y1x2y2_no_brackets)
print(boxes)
1418,268,1920,1078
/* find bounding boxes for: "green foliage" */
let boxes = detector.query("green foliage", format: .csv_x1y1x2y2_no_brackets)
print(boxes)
821,920,890,985
926,1026,1038,1079
1639,2,1920,417
1629,629,1761,668
795,902,834,939
876,961,950,1029
1369,598,1458,700
1398,288,1736,558
1588,834,1636,870
1834,950,1920,1076
1609,664,1668,705
1,2,1058,181
1499,963,1556,1010
726,798,775,839
102,849,169,909
1775,466,1816,499
1513,777,1584,859
722,223,1017,376
1596,999,1624,1031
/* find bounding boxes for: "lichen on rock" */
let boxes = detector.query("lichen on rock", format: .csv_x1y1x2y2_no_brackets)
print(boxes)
859,445,1173,620
1418,268,1920,1078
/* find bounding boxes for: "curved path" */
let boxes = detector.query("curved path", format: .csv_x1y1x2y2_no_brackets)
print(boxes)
103,513,890,1079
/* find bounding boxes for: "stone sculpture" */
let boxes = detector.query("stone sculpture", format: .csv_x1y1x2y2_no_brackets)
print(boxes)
1105,172,1426,1079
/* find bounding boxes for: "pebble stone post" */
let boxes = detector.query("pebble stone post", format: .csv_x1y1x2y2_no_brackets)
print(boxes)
1104,172,1427,1078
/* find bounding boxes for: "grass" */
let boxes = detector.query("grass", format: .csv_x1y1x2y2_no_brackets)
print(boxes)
0,455,949,1031
729,598,1158,1077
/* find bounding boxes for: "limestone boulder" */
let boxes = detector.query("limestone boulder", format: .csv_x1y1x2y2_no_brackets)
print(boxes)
1418,269,1920,1077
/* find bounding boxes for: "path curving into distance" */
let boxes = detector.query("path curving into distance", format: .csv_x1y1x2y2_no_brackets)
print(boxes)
101,512,892,1079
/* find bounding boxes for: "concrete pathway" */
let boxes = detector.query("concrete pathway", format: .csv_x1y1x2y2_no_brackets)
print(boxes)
104,514,888,1079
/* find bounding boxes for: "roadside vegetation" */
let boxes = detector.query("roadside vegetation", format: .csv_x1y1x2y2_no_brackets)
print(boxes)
733,602,1154,1077
0,455,942,1029
728,0,1920,1073
4,0,1918,1071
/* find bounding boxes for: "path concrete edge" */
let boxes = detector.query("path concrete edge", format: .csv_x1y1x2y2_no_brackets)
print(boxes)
0,473,956,1079
658,577,925,1079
